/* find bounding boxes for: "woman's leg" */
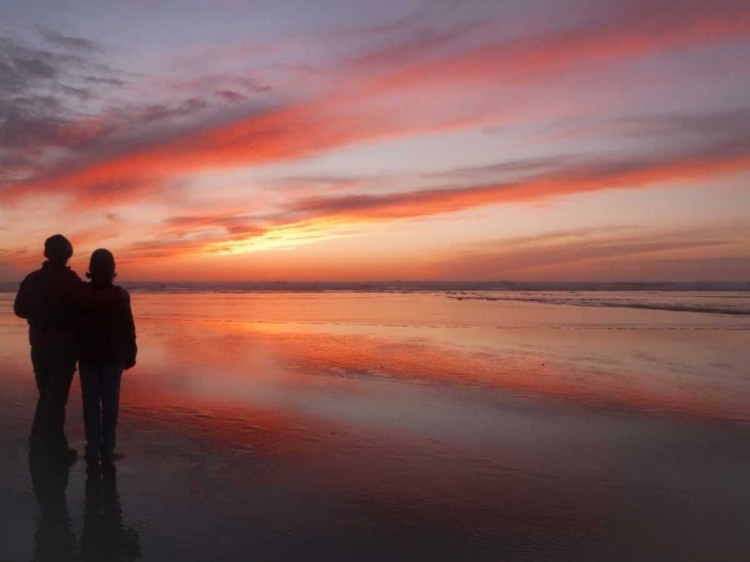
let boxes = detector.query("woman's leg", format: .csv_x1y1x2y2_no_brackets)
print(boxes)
100,364,124,455
79,364,103,458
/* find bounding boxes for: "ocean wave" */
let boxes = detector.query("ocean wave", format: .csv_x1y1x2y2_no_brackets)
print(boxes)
2,280,749,294
448,293,750,316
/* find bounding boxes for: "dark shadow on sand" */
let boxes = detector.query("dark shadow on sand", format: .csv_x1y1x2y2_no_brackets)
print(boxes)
29,452,76,562
29,453,141,562
81,461,141,562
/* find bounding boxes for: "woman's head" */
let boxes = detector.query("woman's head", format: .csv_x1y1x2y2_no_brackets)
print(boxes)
87,248,116,284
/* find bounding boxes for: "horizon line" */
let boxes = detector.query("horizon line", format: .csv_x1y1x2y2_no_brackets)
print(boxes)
2,279,749,291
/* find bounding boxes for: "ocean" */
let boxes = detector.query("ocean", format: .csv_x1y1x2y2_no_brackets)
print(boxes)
0,289,748,560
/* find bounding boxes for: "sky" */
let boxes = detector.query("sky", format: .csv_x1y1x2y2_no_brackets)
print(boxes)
0,0,749,282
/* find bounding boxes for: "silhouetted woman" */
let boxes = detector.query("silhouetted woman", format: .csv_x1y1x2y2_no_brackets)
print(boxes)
81,460,141,561
78,249,137,463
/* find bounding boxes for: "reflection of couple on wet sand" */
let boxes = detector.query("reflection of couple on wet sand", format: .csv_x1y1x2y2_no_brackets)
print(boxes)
29,452,141,562
14,234,137,464
15,235,140,558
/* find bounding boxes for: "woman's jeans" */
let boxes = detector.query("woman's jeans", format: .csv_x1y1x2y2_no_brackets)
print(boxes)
79,363,123,456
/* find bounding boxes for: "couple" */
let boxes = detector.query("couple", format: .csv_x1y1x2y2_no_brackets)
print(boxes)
14,234,137,464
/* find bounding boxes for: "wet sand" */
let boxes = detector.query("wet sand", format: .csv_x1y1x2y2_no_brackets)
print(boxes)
1,292,749,561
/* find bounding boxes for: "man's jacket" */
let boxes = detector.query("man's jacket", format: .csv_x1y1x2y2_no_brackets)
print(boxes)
14,261,122,347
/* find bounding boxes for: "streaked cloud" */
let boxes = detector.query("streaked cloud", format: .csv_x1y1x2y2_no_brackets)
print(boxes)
286,141,750,223
39,29,101,54
427,223,750,281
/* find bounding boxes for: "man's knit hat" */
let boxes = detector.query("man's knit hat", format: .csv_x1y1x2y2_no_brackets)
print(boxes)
44,234,73,265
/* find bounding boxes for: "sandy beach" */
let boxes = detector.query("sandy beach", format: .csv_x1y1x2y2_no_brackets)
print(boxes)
1,291,749,561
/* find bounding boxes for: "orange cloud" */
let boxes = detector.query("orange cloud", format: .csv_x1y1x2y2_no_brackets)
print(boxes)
286,151,750,223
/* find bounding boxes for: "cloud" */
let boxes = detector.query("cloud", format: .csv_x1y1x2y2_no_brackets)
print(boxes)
1,5,749,279
426,223,750,281
114,206,373,262
169,42,278,70
39,30,100,54
8,106,746,265
215,90,246,103
545,108,750,145
0,38,60,94
3,0,748,210
0,34,128,180
350,0,750,99
285,142,750,223
136,98,209,123
104,134,749,264
423,157,574,181
165,213,265,236
170,73,271,95
0,35,119,98
83,75,125,87
343,22,482,69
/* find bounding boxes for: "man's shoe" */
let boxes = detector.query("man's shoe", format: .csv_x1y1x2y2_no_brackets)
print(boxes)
101,451,124,463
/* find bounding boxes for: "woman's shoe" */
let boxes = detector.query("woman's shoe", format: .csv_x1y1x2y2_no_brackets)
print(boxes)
84,451,99,464
56,448,77,464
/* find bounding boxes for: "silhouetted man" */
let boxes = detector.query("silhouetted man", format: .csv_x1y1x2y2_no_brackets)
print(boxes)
28,450,76,562
14,235,122,462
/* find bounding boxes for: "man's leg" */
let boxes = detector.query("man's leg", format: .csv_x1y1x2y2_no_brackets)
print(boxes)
80,364,103,458
29,450,76,561
29,347,51,448
100,365,123,455
45,346,77,457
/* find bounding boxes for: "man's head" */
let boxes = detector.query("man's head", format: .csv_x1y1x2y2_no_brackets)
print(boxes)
44,235,74,265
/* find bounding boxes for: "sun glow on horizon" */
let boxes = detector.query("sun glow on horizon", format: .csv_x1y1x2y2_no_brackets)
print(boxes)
206,218,362,255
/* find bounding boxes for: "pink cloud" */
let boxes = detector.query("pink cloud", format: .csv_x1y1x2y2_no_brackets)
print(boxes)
4,0,747,210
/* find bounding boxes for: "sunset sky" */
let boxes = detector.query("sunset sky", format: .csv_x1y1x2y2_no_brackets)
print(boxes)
1,0,749,282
